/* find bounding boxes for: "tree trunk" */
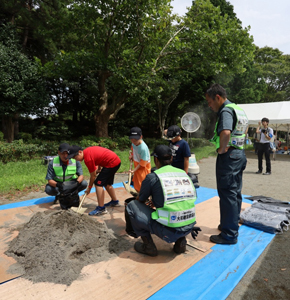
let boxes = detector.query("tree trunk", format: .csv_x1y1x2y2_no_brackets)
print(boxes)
14,113,19,138
157,89,179,137
95,71,127,137
94,112,110,137
2,115,14,143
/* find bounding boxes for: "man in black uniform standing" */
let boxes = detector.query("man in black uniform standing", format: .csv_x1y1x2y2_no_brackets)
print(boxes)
205,84,248,244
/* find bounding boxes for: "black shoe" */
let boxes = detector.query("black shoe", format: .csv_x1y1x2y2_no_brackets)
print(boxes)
255,170,262,174
263,172,271,175
53,195,59,204
218,224,222,231
173,237,187,254
210,234,237,245
134,236,158,256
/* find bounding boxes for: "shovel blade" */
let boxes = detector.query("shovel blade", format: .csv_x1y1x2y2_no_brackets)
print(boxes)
71,207,87,214
122,182,138,197
123,181,136,193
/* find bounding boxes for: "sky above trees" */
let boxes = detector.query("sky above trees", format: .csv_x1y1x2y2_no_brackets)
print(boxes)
171,0,290,55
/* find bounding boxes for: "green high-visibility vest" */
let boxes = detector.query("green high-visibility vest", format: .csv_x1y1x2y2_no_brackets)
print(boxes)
151,165,196,228
210,103,248,150
53,156,78,182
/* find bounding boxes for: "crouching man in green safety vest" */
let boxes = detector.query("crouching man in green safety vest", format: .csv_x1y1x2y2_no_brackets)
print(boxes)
125,145,201,257
45,143,87,208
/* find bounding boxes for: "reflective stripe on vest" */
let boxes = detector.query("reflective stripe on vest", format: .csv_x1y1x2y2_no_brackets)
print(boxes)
151,165,196,228
53,156,77,182
210,103,248,150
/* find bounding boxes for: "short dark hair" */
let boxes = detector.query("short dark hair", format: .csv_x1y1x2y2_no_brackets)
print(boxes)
155,156,172,167
206,84,227,99
261,117,269,123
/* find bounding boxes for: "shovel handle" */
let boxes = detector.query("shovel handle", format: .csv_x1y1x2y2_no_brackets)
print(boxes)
77,193,87,212
128,160,133,186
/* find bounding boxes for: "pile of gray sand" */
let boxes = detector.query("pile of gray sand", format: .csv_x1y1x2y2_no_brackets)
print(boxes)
5,210,131,286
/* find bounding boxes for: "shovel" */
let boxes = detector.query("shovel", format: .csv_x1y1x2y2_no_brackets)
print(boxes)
123,157,138,197
71,192,88,214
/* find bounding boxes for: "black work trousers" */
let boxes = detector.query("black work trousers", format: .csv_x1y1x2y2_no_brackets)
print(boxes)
257,143,271,172
216,148,247,241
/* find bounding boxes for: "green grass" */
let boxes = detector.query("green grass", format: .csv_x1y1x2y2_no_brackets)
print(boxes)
0,145,216,196
0,160,49,194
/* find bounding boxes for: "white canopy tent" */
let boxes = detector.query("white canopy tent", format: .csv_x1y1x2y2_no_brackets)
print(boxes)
239,101,290,133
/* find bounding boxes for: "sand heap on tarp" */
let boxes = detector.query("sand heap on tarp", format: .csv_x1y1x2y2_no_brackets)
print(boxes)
5,210,131,286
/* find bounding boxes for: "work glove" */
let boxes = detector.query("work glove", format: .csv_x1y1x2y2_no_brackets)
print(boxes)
56,182,63,191
191,226,201,240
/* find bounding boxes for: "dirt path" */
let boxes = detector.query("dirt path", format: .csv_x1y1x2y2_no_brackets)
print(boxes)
198,150,290,202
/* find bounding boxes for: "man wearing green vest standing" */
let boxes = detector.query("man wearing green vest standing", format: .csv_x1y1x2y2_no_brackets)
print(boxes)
45,143,87,206
125,145,201,256
205,84,248,244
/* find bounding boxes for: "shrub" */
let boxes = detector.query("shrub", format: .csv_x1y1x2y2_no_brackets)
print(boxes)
78,137,121,150
0,131,4,141
34,122,73,141
18,132,33,142
115,137,131,150
0,140,44,163
187,138,213,148
78,139,99,148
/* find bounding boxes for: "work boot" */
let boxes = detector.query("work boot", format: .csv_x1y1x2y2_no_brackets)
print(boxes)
173,236,187,254
134,235,158,257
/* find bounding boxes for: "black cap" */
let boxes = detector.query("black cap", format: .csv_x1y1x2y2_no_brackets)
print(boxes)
151,145,172,160
58,143,70,153
67,145,83,159
166,125,181,139
129,127,142,139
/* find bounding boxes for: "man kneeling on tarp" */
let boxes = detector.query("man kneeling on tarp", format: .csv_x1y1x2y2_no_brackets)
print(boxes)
45,143,87,209
125,145,201,256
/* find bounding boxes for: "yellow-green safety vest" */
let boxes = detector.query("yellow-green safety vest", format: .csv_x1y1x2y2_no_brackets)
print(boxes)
210,103,248,150
53,156,78,182
151,165,196,228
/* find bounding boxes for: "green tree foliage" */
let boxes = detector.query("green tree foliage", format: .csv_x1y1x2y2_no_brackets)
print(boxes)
0,0,256,140
0,0,69,60
59,0,176,137
215,60,267,104
0,25,48,142
154,0,255,137
255,46,290,102
210,0,240,21
41,51,99,125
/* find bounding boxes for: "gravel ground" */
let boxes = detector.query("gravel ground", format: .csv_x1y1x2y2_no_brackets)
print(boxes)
1,151,290,299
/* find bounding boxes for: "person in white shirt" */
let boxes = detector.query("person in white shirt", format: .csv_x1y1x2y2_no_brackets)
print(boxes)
256,118,274,175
